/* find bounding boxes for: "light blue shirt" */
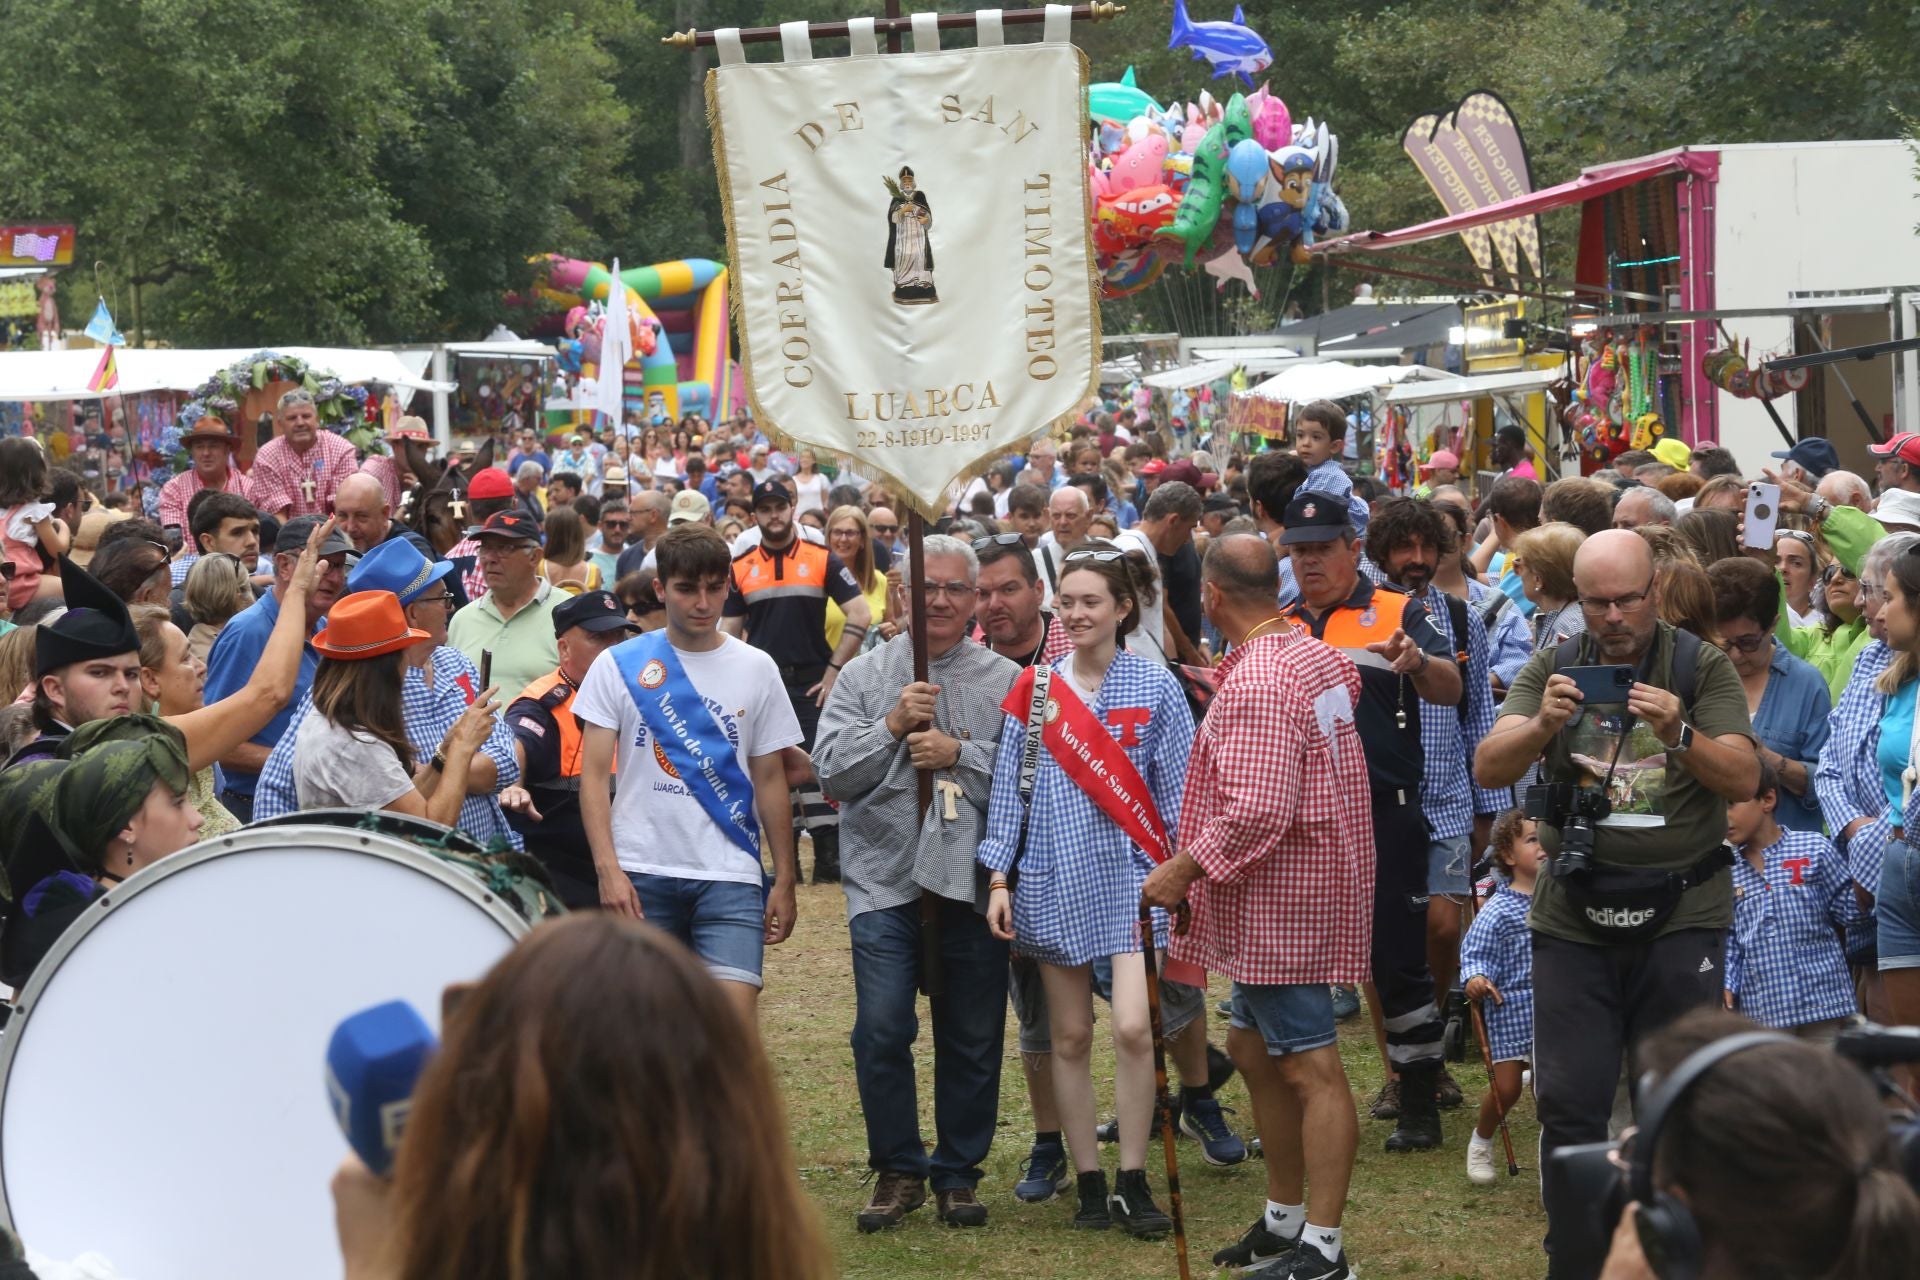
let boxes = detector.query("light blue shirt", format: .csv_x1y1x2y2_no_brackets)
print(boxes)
1749,643,1831,834
1877,677,1916,827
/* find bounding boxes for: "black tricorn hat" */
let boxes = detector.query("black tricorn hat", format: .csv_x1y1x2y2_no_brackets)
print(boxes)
34,557,140,679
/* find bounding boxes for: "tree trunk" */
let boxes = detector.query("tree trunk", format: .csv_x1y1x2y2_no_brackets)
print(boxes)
676,0,714,242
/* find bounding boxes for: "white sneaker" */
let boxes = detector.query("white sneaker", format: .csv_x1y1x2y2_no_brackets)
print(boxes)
1466,1141,1498,1185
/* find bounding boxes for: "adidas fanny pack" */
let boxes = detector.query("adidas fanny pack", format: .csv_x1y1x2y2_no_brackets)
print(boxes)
1559,847,1733,942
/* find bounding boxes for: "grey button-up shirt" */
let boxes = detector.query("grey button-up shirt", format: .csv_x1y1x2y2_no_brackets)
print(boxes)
816,634,1020,921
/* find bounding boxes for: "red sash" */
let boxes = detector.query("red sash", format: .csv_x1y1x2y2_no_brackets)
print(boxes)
1002,666,1172,863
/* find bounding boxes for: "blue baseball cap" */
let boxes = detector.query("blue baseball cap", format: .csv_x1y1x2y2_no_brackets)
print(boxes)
346,538,454,605
1769,436,1840,479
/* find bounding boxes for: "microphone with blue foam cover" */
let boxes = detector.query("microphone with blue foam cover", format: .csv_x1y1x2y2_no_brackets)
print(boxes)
325,999,437,1176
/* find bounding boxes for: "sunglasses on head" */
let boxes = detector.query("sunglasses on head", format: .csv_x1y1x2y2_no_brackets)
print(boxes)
972,532,1025,550
1064,547,1125,564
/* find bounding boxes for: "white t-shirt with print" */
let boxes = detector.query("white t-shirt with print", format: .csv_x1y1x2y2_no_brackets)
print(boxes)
293,715,416,811
572,633,804,885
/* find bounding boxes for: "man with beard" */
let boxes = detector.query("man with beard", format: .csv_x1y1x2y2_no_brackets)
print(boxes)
816,535,1020,1232
970,537,1073,667
1475,529,1756,1279
248,390,362,520
1363,498,1506,1116
202,515,353,820
722,481,871,882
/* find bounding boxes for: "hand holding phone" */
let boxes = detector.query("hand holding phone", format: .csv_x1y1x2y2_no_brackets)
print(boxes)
1743,482,1782,550
1561,664,1635,705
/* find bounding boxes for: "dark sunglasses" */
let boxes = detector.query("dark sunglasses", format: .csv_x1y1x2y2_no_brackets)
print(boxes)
870,523,899,534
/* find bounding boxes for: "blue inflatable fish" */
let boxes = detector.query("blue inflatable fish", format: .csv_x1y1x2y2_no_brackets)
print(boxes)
1169,1,1273,88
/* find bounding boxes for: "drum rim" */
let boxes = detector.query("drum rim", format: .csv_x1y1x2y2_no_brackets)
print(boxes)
0,822,533,1238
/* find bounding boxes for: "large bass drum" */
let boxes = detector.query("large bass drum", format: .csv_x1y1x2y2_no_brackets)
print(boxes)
0,813,559,1280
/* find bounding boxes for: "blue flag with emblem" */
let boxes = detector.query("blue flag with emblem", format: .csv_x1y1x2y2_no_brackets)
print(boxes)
612,631,760,858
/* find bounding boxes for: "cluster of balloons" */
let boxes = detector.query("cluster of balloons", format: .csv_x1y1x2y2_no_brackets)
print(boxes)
1087,6,1347,300
552,302,657,381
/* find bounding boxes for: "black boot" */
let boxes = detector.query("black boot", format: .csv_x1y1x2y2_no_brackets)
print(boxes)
1108,1168,1173,1239
1384,1063,1443,1152
1071,1170,1110,1230
809,828,841,884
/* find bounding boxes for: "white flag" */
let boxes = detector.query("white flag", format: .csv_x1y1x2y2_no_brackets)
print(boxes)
594,257,631,425
708,21,1098,513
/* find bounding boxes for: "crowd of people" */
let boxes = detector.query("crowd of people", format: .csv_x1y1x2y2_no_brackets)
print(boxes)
3,387,1920,1280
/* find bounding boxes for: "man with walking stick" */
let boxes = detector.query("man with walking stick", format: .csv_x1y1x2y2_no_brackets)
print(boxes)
1145,536,1375,1279
816,534,1020,1233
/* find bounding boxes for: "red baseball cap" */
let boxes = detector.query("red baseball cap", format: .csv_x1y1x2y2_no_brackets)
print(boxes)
466,467,514,500
1869,433,1920,467
1137,458,1168,476
1159,459,1218,491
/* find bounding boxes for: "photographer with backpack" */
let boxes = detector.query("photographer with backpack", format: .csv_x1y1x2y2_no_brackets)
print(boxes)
1476,530,1760,1280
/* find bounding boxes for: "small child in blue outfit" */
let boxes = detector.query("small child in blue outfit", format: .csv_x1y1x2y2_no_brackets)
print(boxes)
1291,400,1370,534
1461,809,1541,1186
1725,759,1861,1040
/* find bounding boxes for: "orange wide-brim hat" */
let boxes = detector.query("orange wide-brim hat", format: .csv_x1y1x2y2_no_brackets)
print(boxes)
311,590,431,660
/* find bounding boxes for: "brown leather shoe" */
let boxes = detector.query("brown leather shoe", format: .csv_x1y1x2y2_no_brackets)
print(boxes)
856,1170,926,1233
936,1186,989,1227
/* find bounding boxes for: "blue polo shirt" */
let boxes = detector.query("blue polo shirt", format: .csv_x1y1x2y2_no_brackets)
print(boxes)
202,589,318,797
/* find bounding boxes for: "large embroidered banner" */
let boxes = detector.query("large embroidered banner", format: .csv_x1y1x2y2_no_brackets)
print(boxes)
707,8,1098,513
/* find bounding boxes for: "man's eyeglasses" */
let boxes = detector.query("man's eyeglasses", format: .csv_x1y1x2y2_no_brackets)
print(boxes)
1577,575,1656,616
920,581,975,599
412,591,457,615
870,522,899,535
603,520,630,532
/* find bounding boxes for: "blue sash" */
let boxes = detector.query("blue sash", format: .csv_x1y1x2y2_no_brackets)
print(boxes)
612,633,761,859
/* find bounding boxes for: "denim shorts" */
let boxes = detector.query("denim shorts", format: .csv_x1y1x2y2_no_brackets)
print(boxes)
627,872,765,988
1228,982,1338,1056
1008,953,1204,1054
1876,838,1920,970
1428,832,1472,899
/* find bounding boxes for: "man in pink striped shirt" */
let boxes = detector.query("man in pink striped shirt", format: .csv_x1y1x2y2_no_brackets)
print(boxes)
157,418,252,531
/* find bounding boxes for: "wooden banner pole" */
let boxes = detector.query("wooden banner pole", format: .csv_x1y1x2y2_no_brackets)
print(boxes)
662,2,1125,48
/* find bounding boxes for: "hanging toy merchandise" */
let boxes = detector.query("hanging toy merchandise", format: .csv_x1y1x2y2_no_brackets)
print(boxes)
1702,334,1810,401
1085,4,1348,299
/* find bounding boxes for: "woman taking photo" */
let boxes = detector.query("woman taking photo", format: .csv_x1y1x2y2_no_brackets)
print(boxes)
1782,559,1870,702
1706,558,1830,833
540,507,599,594
1775,529,1827,629
332,914,832,1280
292,590,497,825
1509,521,1587,651
1,717,203,988
824,504,888,654
977,545,1193,1239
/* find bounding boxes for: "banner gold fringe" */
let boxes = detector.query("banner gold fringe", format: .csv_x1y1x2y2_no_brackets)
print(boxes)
704,39,1103,522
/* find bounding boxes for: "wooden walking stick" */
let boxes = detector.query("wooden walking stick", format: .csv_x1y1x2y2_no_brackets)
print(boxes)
1469,998,1520,1177
1139,897,1192,1280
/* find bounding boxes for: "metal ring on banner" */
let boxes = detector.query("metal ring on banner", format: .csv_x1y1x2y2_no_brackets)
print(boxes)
910,11,939,52
714,27,744,65
779,20,813,61
1043,2,1071,43
847,16,878,57
975,9,1004,46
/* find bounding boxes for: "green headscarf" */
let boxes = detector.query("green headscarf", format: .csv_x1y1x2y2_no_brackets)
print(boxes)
0,758,68,903
52,724,190,873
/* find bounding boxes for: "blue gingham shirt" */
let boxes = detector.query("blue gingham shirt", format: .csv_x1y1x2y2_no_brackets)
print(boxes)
1411,586,1508,838
976,650,1193,965
1814,640,1891,960
1297,458,1371,533
1725,829,1860,1028
1459,884,1533,1062
1468,577,1533,690
252,646,522,848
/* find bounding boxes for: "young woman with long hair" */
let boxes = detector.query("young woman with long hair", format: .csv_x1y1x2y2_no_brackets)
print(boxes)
333,914,833,1280
1871,547,1920,1045
540,506,599,594
824,504,887,653
791,448,830,518
977,544,1194,1238
291,590,496,824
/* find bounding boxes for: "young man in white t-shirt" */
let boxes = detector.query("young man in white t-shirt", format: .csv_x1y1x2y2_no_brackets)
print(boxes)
576,523,804,1018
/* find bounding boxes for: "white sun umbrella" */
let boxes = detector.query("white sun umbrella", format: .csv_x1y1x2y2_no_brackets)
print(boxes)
594,258,631,429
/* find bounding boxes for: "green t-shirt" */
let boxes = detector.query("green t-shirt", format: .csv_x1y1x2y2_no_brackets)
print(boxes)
1500,623,1755,944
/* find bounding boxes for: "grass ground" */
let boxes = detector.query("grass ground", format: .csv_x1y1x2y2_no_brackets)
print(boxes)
765,871,1548,1279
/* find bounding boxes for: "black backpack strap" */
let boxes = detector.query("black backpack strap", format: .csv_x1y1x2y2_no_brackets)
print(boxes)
1669,625,1701,712
1479,590,1511,630
1441,592,1471,725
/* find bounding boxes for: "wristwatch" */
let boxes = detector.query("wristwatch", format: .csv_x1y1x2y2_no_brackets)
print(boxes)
430,750,448,772
1668,722,1695,755
1805,494,1832,523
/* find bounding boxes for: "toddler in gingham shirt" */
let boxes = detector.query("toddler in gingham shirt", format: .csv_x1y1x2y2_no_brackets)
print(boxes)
1460,810,1541,1185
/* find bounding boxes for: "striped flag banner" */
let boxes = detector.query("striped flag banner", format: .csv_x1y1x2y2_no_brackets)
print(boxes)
87,345,119,393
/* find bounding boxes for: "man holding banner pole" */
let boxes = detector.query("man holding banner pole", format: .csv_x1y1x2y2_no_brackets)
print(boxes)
577,523,804,1023
816,533,1019,1232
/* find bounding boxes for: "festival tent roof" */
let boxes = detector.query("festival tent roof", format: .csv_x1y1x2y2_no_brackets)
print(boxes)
1314,148,1715,256
1380,366,1565,407
1273,301,1460,349
1143,359,1240,391
1318,304,1462,356
1245,361,1451,403
0,346,453,402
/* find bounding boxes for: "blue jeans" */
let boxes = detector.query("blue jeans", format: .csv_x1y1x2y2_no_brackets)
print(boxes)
627,873,765,988
849,898,1009,1190
1877,837,1920,969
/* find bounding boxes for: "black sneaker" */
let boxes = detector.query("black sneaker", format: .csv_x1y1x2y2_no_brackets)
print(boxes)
1108,1168,1173,1239
1212,1215,1297,1274
1286,1241,1352,1279
936,1186,989,1227
1072,1170,1110,1230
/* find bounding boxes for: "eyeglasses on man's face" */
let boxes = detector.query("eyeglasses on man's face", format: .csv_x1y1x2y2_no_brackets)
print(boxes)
1577,575,1656,616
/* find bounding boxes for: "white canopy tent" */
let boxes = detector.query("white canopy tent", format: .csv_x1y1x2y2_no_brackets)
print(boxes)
0,346,454,403
1380,366,1563,407
1142,359,1240,391
1245,361,1451,404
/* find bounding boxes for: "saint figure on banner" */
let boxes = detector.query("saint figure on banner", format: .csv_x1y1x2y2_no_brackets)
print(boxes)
883,166,937,305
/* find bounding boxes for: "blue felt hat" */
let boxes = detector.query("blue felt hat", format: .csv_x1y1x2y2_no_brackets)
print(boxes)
346,538,453,605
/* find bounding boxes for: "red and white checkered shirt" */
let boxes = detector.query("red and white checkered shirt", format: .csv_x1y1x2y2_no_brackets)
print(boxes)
443,535,489,603
359,453,405,515
1169,627,1376,986
156,465,253,531
247,431,361,518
